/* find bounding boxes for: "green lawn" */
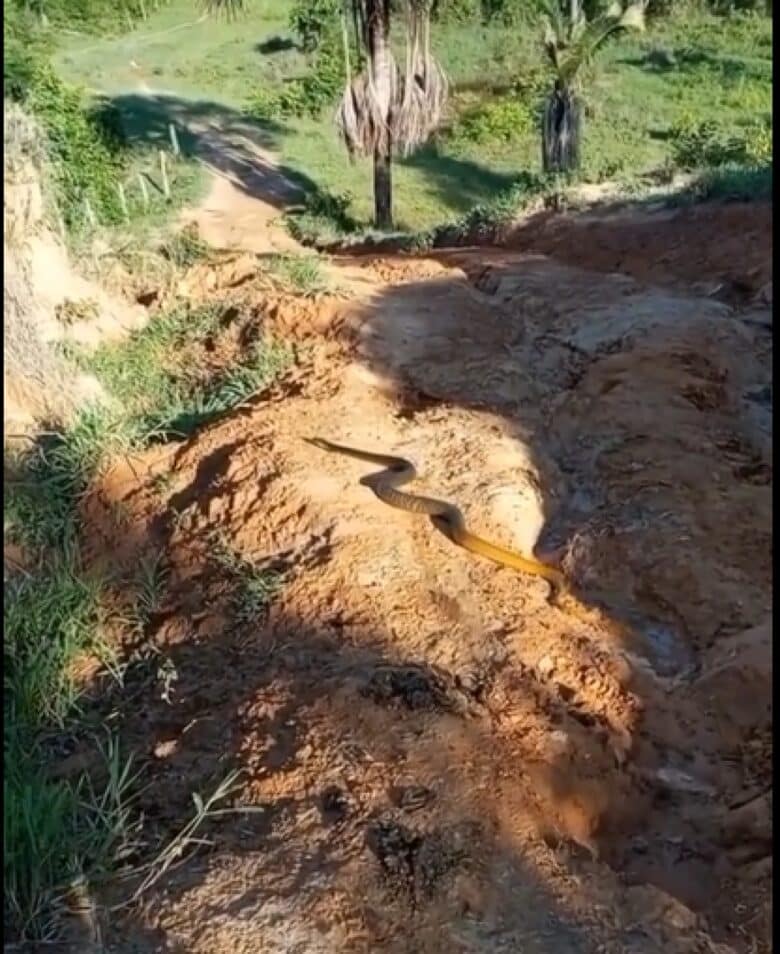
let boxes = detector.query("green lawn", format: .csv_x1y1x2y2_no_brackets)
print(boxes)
54,1,772,230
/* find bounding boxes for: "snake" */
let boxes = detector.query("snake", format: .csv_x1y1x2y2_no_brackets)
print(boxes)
305,437,568,603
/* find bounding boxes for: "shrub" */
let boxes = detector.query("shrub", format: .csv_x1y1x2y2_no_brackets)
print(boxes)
431,0,482,22
284,188,359,243
289,0,340,53
3,1,51,101
669,113,772,170
742,121,773,164
512,62,549,100
479,0,544,24
247,34,346,120
13,0,174,36
26,67,127,232
434,171,550,241
159,223,211,268
449,97,535,145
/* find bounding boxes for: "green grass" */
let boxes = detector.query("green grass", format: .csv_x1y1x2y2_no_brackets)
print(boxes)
53,1,772,234
5,407,137,939
211,535,285,624
265,251,330,296
4,723,136,941
4,299,292,941
5,408,136,551
3,541,138,940
70,301,293,441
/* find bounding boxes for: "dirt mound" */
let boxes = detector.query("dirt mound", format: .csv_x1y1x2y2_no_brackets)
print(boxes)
504,200,772,294
74,197,772,954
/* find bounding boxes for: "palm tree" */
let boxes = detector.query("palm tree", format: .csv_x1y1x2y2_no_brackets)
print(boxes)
209,0,447,230
540,0,645,175
336,0,447,229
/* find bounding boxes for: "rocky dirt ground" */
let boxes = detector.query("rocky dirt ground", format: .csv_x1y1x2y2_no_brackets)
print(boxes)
63,198,771,954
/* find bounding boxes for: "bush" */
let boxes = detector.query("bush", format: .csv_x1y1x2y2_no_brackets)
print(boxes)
669,114,772,170
434,171,550,241
4,1,51,101
431,0,482,21
10,0,173,36
289,0,340,53
449,97,535,145
26,67,127,232
284,188,359,243
247,34,346,120
479,0,544,24
640,0,768,13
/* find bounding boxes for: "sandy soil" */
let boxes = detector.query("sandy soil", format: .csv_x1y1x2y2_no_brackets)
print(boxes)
57,190,773,954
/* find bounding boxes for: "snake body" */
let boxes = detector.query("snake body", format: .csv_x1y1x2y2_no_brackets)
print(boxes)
305,437,567,602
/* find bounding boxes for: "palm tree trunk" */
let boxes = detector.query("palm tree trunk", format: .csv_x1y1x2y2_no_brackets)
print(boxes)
542,83,582,175
373,144,393,229
367,0,394,229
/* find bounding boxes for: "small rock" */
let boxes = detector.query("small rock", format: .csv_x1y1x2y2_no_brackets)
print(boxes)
153,739,178,760
537,654,556,678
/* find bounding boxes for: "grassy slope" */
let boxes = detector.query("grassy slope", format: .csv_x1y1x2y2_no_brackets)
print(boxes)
54,1,772,231
4,296,293,940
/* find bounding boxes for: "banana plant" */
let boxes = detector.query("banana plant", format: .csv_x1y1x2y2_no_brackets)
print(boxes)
540,0,646,174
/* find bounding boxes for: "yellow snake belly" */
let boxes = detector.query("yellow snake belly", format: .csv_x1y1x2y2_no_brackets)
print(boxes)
305,437,567,601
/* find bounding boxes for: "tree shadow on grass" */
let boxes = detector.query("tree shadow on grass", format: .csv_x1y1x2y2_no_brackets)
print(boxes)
616,47,770,82
255,35,298,55
101,91,319,211
100,91,537,231
399,146,520,220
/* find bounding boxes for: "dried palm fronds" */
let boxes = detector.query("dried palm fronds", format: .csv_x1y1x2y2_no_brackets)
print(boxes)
335,0,448,160
393,0,448,156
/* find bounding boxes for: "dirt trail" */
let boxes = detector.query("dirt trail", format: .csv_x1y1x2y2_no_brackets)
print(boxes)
72,129,771,954
183,119,303,255
133,80,304,254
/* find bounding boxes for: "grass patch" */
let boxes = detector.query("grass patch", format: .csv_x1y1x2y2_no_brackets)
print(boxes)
5,407,138,939
3,541,138,941
264,251,330,296
4,299,292,941
212,536,285,624
4,727,136,942
78,302,293,440
158,222,212,268
667,161,773,205
5,407,136,551
284,188,360,245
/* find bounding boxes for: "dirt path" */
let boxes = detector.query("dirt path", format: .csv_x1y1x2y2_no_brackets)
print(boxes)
182,120,303,256
73,127,772,954
133,80,304,255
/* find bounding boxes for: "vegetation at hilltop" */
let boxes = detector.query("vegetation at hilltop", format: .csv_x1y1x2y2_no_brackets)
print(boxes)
50,0,772,237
